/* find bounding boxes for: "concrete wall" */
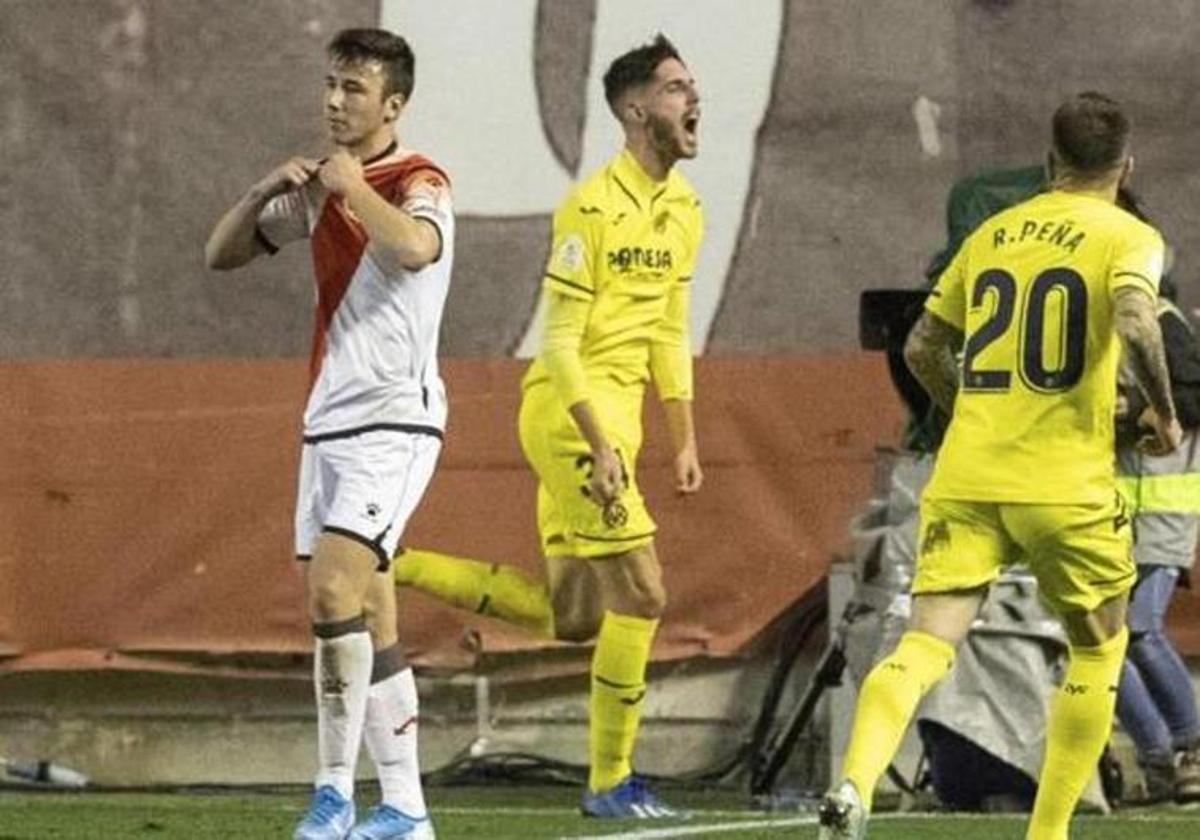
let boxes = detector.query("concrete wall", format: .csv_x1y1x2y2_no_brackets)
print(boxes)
0,643,809,789
6,0,1200,359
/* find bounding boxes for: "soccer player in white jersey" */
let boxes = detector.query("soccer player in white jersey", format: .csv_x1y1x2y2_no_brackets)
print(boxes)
205,28,450,840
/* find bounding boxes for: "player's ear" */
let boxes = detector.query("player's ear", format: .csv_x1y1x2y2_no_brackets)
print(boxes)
1121,155,1135,186
384,92,406,123
619,91,646,126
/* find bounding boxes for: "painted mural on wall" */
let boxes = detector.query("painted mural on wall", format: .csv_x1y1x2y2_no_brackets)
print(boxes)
3,0,1198,359
382,0,782,355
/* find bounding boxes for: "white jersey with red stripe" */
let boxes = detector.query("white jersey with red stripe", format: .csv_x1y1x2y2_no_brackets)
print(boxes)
256,143,454,442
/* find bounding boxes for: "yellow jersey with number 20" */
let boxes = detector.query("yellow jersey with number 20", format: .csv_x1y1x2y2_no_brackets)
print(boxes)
924,190,1164,505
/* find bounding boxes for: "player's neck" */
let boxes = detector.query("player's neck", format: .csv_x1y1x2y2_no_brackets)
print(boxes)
623,138,674,183
1050,166,1122,204
342,129,398,163
1052,178,1120,204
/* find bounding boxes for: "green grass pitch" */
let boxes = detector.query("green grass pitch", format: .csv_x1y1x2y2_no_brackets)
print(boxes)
0,786,1198,838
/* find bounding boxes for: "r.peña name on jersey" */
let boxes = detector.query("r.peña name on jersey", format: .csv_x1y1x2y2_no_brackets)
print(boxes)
992,219,1087,253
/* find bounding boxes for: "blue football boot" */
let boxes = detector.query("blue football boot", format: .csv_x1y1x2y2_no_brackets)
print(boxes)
348,804,435,839
581,774,683,819
294,785,355,840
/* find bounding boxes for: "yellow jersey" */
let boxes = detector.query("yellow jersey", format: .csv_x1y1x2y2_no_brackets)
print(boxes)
925,190,1164,504
522,149,704,401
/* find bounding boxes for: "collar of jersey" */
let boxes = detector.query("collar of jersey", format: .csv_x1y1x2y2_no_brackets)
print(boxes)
612,148,675,206
363,140,399,168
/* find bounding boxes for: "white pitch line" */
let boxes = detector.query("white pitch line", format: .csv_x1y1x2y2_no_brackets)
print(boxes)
563,815,816,839
435,806,580,816
431,807,788,818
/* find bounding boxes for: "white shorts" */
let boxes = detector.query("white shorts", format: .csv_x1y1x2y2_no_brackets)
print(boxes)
294,429,442,570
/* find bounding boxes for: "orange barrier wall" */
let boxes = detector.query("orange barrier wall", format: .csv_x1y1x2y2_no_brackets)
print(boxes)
3,355,1198,675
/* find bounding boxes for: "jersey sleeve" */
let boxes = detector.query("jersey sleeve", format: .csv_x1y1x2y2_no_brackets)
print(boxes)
676,197,704,283
542,189,602,301
256,191,309,253
650,199,702,401
539,291,592,408
399,168,454,263
1108,224,1164,299
924,241,968,330
650,281,694,401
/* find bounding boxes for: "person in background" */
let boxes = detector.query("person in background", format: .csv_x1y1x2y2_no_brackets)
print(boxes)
1114,265,1200,804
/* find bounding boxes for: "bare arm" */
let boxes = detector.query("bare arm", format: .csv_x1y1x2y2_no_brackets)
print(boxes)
342,182,441,270
1114,287,1175,422
660,398,702,494
204,157,318,270
568,401,611,453
903,311,964,416
320,151,441,271
567,401,624,506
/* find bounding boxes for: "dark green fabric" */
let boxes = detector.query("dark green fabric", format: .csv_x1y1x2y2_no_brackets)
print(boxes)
906,166,1047,452
923,165,1047,284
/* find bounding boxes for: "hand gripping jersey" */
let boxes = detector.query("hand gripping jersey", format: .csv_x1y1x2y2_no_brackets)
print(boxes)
256,143,454,442
925,190,1164,505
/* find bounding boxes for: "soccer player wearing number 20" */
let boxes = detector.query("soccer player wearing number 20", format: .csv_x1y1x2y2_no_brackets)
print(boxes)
820,93,1181,840
205,28,449,840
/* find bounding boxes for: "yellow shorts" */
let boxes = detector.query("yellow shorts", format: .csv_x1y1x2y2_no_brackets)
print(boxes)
912,494,1135,614
518,380,656,559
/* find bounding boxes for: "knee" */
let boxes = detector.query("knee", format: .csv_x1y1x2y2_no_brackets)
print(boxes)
616,578,667,620
363,607,398,649
1059,594,1129,649
554,614,601,643
1128,627,1151,644
1128,627,1167,655
633,581,668,619
600,557,669,620
547,568,602,641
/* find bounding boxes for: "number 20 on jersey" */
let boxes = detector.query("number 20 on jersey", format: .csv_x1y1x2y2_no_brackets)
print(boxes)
962,267,1087,394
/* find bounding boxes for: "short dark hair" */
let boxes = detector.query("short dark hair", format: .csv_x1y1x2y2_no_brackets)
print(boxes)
602,34,683,114
328,28,415,100
1052,92,1130,174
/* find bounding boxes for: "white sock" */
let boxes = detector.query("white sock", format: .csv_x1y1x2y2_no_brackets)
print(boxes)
364,666,428,816
313,620,374,800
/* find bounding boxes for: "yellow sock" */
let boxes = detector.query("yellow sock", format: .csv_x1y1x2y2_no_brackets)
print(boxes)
1026,627,1128,840
395,548,553,637
841,630,956,810
588,611,658,792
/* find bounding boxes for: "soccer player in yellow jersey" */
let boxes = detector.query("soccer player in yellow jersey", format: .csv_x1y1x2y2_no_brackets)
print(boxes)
819,92,1182,840
395,34,703,818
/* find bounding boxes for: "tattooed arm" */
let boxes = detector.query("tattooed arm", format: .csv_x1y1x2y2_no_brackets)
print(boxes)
1114,287,1175,421
903,311,964,417
1114,286,1182,454
1114,286,1183,455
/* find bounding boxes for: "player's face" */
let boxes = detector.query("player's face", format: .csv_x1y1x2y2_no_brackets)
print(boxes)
642,58,700,162
324,59,401,152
